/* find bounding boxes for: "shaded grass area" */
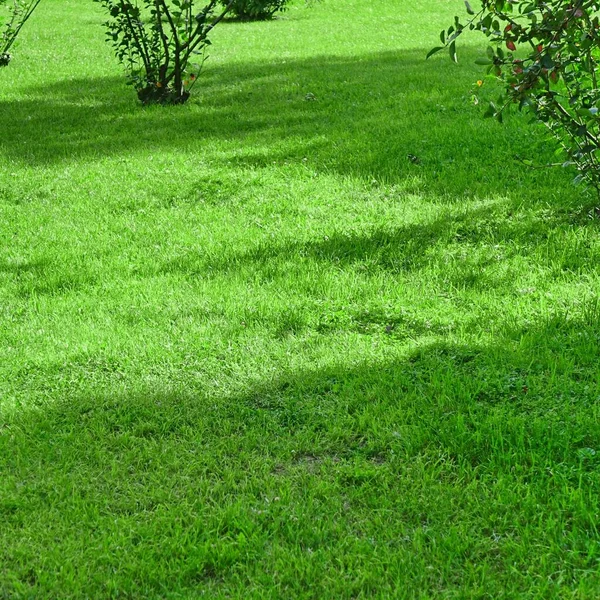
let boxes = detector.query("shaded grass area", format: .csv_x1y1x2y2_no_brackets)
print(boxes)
1,0,600,597
3,312,600,598
0,47,574,199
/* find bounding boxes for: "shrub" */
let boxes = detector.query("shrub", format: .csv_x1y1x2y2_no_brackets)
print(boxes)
0,0,42,66
95,0,233,105
431,0,600,199
222,0,289,20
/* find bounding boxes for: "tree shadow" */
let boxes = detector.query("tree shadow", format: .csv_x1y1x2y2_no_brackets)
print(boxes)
0,48,572,199
2,304,599,595
5,296,599,474
155,191,600,297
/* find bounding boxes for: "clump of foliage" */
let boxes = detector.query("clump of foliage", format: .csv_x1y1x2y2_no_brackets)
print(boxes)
95,0,233,105
431,0,600,198
0,0,42,66
221,0,289,20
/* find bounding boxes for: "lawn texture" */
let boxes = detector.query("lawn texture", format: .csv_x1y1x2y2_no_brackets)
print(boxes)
1,0,600,598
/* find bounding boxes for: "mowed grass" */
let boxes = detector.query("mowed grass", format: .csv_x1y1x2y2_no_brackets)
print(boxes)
1,0,600,597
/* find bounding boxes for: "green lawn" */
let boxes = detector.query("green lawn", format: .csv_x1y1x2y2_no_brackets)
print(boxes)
1,0,600,597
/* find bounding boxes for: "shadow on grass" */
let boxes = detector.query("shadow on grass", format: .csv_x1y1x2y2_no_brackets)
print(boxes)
0,48,574,199
2,34,600,597
2,306,600,595
157,193,600,294
5,300,600,475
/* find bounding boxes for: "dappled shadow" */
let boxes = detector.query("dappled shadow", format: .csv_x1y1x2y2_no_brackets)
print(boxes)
3,9,600,596
2,303,599,595
0,48,572,198
237,303,600,457
156,192,600,295
5,293,599,469
158,197,509,273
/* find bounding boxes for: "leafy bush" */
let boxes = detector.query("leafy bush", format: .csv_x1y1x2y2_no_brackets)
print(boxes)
95,0,233,105
222,0,289,20
0,0,42,66
431,0,600,198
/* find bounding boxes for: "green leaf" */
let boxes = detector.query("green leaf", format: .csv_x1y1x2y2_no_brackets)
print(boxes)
475,58,493,65
449,41,458,63
464,0,475,15
426,46,444,59
541,54,554,69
